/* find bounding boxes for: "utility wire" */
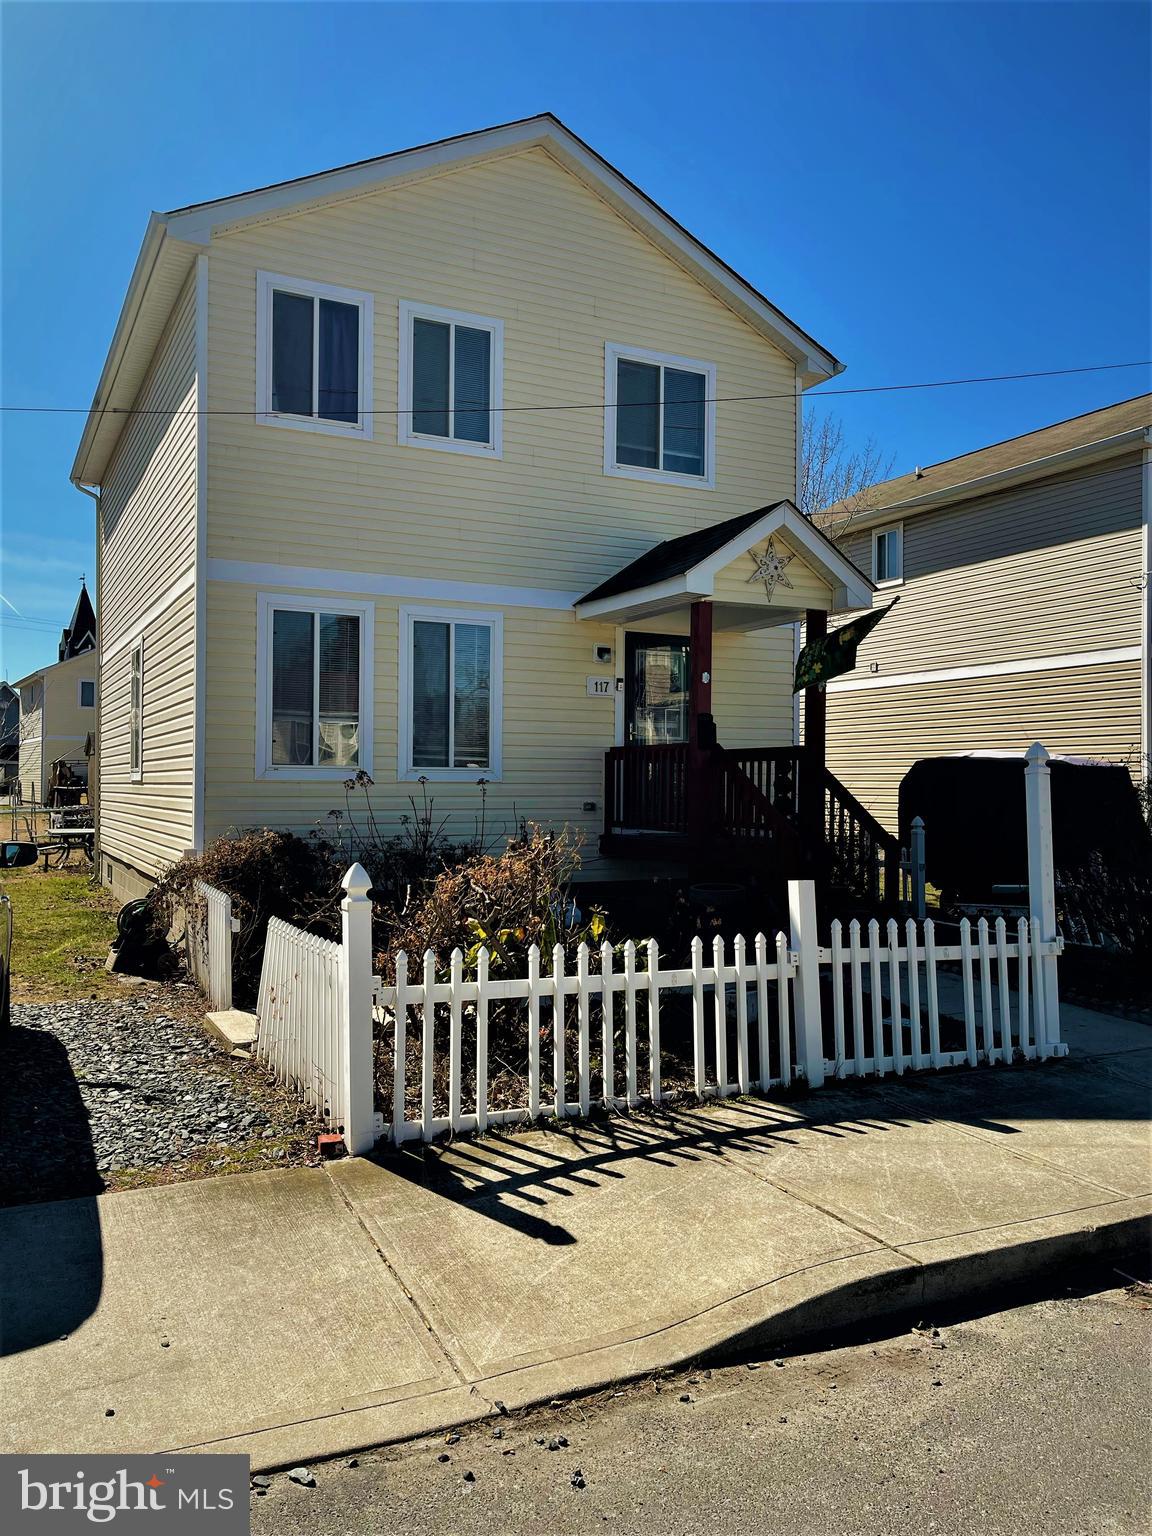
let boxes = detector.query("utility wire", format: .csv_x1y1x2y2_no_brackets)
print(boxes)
0,359,1148,417
2,457,1147,636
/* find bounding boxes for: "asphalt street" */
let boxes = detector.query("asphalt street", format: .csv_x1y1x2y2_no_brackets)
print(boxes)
250,1277,1152,1536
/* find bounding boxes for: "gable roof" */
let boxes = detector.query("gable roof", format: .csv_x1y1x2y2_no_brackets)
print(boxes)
822,392,1152,531
59,582,97,661
72,114,843,486
576,500,874,617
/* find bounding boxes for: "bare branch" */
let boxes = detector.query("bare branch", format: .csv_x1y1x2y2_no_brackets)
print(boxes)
800,410,896,534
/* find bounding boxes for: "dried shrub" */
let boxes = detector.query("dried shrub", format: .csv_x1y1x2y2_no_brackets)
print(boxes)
381,825,604,979
149,828,344,1006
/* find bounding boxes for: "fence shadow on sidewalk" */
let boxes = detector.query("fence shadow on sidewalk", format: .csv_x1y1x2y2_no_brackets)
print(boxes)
0,1024,104,1356
372,1053,1146,1247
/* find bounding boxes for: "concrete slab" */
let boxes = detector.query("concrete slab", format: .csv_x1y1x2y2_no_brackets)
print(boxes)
0,1167,457,1458
328,1124,891,1383
203,1009,258,1048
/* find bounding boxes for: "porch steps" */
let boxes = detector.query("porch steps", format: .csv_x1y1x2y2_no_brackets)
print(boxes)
203,1009,258,1050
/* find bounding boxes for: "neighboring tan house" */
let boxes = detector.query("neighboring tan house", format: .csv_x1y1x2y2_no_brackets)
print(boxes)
72,114,892,905
12,584,98,802
820,395,1150,834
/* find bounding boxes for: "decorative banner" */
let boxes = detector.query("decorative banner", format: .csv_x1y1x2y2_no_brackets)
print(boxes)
793,597,901,693
746,538,795,600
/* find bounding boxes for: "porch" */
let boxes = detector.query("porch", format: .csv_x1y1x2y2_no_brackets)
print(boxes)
575,499,898,904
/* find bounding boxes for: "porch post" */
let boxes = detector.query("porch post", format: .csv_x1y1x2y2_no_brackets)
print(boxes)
688,599,713,743
803,609,827,770
801,609,828,853
687,600,714,844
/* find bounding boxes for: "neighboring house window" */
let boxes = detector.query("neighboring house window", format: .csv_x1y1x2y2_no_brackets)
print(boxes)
129,644,143,781
256,596,374,778
21,685,38,713
399,607,503,780
78,680,96,708
397,302,504,457
605,343,716,488
872,524,904,585
256,271,374,438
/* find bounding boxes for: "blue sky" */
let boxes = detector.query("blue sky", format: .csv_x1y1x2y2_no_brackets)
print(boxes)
2,0,1148,681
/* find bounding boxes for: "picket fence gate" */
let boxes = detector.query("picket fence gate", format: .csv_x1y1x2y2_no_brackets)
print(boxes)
252,743,1066,1155
187,880,238,1012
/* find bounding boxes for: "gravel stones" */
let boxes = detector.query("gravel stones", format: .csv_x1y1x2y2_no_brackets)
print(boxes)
1,998,323,1205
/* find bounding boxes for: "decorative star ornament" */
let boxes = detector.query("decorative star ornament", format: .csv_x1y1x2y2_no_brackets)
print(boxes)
747,539,795,600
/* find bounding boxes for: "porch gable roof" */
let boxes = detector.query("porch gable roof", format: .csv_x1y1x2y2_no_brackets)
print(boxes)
575,500,875,621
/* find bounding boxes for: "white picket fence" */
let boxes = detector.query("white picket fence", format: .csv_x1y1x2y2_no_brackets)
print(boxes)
187,880,238,1011
253,742,1067,1155
255,917,351,1129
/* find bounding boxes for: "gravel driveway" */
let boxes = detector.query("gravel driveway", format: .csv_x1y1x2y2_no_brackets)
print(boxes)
1,990,325,1206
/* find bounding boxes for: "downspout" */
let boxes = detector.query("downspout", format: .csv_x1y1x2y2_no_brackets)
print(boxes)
72,478,102,881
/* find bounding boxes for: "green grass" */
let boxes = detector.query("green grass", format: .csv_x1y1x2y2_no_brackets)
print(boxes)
0,867,121,1002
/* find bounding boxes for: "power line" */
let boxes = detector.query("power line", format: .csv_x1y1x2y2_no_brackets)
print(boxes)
0,359,1148,418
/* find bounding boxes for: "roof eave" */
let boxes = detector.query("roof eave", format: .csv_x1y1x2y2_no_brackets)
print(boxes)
826,427,1148,536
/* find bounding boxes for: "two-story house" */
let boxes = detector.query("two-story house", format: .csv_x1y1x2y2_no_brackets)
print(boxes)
821,394,1150,835
11,583,97,804
72,115,884,904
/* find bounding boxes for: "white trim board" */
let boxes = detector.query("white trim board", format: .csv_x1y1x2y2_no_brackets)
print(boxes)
826,645,1142,695
207,559,582,610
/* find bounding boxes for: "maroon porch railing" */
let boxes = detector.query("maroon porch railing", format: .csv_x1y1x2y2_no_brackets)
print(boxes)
603,743,902,904
605,744,689,836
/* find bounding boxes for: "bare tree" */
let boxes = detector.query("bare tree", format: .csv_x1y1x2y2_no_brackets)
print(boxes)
800,411,896,533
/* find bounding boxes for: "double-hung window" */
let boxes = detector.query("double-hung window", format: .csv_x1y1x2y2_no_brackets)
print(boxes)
129,643,143,782
256,271,373,437
398,302,503,457
605,344,716,487
399,608,503,780
872,523,904,585
257,596,374,778
78,679,95,708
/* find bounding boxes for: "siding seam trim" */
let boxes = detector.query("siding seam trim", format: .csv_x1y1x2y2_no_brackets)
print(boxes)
826,645,1142,693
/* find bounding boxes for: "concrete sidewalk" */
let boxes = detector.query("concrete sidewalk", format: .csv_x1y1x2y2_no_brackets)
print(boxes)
2,1007,1148,1471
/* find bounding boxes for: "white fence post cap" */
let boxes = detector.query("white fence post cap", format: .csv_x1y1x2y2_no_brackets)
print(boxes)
342,862,373,900
1025,742,1050,766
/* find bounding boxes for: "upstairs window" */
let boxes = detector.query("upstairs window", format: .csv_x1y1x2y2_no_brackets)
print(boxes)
78,679,96,708
398,302,503,457
605,344,716,488
872,524,904,585
399,608,503,780
256,272,373,438
256,596,375,778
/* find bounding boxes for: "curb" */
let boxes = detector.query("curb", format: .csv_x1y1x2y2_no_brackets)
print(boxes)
193,1194,1150,1471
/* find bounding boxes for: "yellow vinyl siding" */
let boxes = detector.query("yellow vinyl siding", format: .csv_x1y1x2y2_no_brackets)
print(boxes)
712,534,833,611
205,147,798,590
836,457,1143,675
99,584,198,874
826,660,1143,833
101,274,199,650
203,582,794,847
97,272,199,877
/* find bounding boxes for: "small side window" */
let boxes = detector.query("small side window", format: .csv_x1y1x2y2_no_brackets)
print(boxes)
129,643,143,781
79,680,96,708
872,524,903,585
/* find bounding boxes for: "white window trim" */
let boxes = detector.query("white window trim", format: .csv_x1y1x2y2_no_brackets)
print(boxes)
77,678,96,709
255,594,375,780
872,522,904,587
398,605,503,781
604,342,716,490
397,300,504,459
129,641,143,783
255,270,374,439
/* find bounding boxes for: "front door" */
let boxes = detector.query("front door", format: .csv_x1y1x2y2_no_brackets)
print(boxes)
625,633,690,745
